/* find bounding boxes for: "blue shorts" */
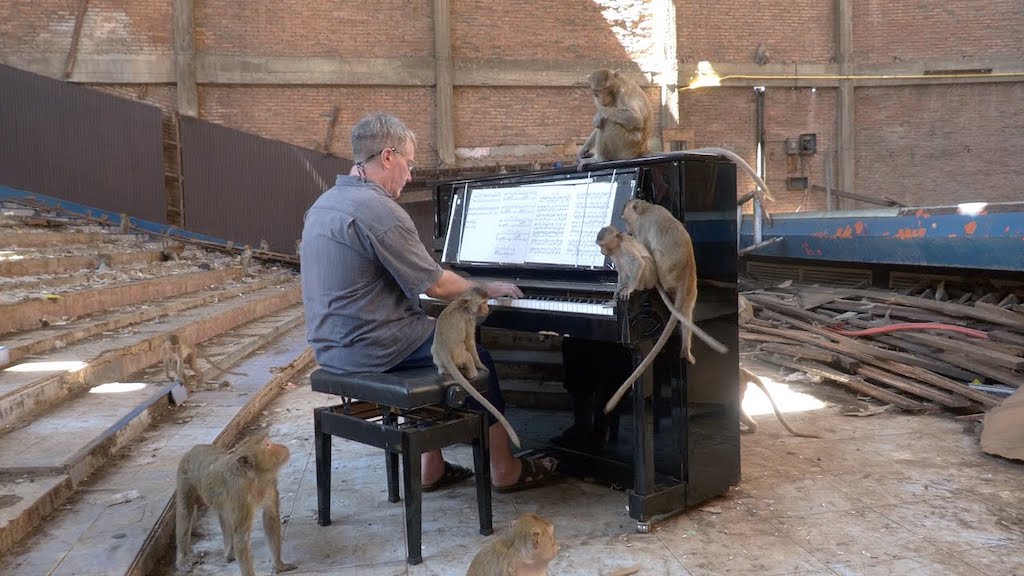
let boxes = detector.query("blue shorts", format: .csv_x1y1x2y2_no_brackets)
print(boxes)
386,330,506,424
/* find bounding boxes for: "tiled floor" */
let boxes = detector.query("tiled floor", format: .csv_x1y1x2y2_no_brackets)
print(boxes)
157,369,1024,576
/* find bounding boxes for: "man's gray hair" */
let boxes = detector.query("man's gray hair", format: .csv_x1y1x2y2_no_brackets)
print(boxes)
351,112,417,164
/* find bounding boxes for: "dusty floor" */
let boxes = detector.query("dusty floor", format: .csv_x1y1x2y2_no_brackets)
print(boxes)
152,367,1024,576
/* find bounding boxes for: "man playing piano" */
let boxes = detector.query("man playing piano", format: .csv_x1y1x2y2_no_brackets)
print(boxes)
300,112,558,493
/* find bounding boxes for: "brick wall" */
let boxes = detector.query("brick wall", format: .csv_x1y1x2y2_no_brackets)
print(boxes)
199,86,436,161
195,1,433,58
856,83,1024,206
452,0,630,61
854,1,1024,63
1,0,1021,212
678,0,835,64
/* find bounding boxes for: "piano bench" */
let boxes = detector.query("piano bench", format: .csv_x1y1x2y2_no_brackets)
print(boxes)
310,367,494,565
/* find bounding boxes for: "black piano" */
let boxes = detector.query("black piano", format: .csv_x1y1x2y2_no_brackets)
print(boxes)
422,151,740,531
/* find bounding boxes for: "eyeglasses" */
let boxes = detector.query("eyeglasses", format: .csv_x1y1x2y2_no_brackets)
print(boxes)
360,147,417,173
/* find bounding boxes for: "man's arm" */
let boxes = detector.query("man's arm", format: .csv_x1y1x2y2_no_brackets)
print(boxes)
425,270,523,301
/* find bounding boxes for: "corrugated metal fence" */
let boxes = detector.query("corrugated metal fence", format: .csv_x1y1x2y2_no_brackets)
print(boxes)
0,64,166,223
0,64,448,255
178,117,352,254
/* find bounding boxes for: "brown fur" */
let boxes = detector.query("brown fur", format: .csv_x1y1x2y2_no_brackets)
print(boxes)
603,200,728,415
466,513,560,576
576,69,652,168
596,225,658,300
431,286,521,448
240,245,253,274
175,432,297,575
162,334,243,388
739,367,821,438
162,240,185,261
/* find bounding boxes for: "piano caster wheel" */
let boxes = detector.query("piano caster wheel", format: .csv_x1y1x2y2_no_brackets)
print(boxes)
636,521,651,534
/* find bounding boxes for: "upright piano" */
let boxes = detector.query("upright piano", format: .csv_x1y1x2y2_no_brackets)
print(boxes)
422,151,740,531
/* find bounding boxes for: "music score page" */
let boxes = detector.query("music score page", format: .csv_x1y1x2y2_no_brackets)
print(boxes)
458,179,615,267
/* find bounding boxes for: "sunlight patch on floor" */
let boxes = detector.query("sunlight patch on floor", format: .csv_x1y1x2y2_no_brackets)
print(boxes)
741,374,826,417
88,382,148,394
3,360,88,373
0,250,25,261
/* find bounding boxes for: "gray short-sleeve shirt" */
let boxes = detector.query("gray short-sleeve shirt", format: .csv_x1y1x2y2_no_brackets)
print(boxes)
301,175,442,373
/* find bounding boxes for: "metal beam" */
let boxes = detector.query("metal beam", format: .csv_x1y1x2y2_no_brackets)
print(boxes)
836,0,855,207
63,0,89,79
5,53,1019,88
433,0,455,165
172,0,197,116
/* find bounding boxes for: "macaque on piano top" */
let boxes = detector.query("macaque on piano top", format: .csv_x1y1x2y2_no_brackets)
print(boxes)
576,69,652,169
431,286,522,448
595,225,657,300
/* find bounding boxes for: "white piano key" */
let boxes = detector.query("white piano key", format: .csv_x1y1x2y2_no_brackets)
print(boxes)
419,294,614,317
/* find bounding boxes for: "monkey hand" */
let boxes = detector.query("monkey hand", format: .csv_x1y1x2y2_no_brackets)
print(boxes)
484,281,523,299
593,110,606,129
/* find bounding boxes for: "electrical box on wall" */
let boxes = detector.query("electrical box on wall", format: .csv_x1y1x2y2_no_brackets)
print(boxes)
785,138,800,155
787,176,809,190
800,133,817,155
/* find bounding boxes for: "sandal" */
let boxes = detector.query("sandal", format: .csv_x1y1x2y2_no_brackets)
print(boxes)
422,461,474,493
494,458,561,494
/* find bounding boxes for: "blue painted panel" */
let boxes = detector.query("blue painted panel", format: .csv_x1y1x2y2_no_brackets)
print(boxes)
0,186,233,247
739,203,1024,271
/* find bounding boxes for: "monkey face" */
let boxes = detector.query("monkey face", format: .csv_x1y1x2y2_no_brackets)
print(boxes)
534,523,559,562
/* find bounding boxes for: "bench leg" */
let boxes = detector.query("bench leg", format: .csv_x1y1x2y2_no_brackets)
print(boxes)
382,411,401,503
314,409,332,526
472,414,494,536
401,436,423,565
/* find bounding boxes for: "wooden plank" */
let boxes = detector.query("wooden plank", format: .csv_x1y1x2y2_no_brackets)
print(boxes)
759,342,839,364
745,293,838,325
990,329,1024,347
846,290,1024,331
758,354,926,411
755,309,980,379
935,353,1024,388
855,366,971,408
897,332,1024,370
877,360,1001,408
739,331,794,345
822,299,966,324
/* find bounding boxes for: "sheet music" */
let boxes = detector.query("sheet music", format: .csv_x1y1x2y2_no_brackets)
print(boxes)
457,178,615,267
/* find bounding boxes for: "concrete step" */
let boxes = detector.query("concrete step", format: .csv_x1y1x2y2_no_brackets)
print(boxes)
0,230,110,248
0,325,314,567
1,272,294,367
0,281,301,428
0,267,247,336
0,248,165,277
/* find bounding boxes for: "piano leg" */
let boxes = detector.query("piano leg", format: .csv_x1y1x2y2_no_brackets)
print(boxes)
557,338,633,451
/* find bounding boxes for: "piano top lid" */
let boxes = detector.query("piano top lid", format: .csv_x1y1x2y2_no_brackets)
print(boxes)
435,150,732,188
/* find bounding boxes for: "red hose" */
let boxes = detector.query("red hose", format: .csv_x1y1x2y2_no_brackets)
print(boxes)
828,322,989,339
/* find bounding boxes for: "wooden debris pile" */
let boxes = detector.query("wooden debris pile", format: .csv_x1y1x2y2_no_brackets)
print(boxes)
740,281,1024,414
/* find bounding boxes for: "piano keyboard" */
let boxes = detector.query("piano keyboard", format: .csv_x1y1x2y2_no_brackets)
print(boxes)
420,295,615,317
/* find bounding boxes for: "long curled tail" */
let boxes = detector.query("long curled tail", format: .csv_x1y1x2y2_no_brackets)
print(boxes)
656,286,728,355
441,358,522,448
603,316,678,415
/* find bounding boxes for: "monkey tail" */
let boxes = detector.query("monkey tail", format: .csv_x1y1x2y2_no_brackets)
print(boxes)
687,147,774,202
603,316,678,415
741,368,821,438
442,358,522,448
656,286,728,355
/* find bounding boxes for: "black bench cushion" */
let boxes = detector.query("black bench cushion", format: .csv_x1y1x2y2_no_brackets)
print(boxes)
310,366,489,410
